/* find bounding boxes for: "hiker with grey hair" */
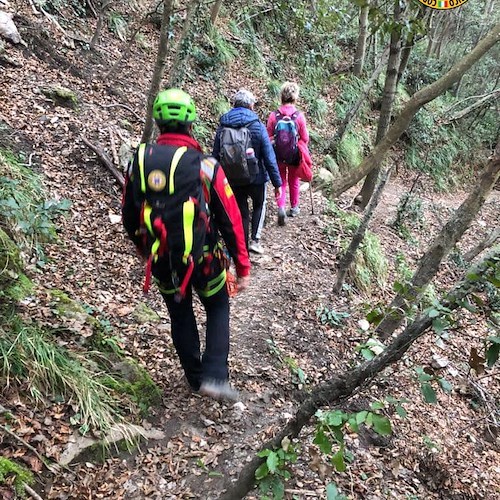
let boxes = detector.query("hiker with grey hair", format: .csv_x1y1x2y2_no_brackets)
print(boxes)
267,82,310,226
212,89,281,255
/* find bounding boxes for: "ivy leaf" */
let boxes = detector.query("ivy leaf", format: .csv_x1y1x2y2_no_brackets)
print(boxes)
325,411,344,427
271,478,285,499
326,482,348,500
356,410,369,425
421,382,437,403
266,451,279,474
486,342,500,367
361,348,375,360
313,429,332,454
428,309,440,318
396,404,408,418
372,414,392,436
432,317,448,335
370,401,385,411
255,463,269,480
331,450,346,472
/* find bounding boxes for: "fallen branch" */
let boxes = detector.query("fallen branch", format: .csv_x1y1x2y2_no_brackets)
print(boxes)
299,240,323,264
0,423,58,474
219,250,498,499
100,103,145,123
24,484,43,500
444,89,500,123
81,135,125,188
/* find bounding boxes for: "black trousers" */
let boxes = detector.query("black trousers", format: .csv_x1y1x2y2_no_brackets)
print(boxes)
232,183,267,247
162,285,230,390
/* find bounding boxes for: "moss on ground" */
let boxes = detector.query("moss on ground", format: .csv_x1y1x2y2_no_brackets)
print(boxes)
101,358,162,415
0,457,34,497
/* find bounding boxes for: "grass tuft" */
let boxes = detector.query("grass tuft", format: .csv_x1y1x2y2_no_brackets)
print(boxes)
0,315,122,434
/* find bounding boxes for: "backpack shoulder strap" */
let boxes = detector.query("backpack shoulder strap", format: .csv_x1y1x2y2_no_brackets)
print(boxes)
137,143,148,193
275,110,283,120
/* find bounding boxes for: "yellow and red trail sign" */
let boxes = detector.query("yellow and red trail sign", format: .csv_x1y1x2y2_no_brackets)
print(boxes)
417,0,468,9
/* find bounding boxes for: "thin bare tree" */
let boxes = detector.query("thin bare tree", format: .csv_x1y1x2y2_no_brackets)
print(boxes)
333,165,394,292
331,21,500,198
210,0,223,24
353,1,370,76
141,0,175,144
355,0,402,208
377,145,500,338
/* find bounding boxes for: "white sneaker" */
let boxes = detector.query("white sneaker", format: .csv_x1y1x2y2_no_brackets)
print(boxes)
199,379,240,401
287,206,300,217
248,240,264,254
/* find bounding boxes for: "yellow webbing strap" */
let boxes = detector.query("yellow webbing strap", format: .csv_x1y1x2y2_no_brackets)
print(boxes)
198,269,227,298
143,204,153,235
182,199,195,264
169,147,187,194
138,143,147,193
156,280,176,295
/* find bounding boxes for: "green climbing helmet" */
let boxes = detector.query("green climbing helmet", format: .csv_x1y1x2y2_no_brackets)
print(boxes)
153,88,197,125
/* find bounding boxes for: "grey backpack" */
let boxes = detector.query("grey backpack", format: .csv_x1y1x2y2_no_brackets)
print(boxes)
219,121,258,186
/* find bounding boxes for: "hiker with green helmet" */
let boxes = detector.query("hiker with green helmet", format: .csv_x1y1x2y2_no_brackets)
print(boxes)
122,88,250,401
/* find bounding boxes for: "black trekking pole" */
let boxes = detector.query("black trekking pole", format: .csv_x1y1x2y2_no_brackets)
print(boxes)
309,183,314,215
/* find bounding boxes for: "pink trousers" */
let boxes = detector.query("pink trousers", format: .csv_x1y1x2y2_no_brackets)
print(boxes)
277,163,300,209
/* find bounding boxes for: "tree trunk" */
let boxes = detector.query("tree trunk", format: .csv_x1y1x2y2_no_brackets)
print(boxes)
333,165,393,292
168,0,202,88
331,21,500,198
89,0,113,51
377,147,500,338
219,250,499,500
396,31,415,85
332,45,389,148
141,0,175,144
353,1,370,76
356,0,402,209
426,10,435,57
210,0,223,24
106,15,147,79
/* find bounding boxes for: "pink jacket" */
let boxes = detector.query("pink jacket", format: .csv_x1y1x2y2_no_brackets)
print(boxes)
266,104,309,145
297,140,313,182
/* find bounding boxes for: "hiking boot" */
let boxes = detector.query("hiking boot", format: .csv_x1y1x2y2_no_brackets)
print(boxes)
199,379,240,401
277,207,287,226
287,206,300,217
248,240,264,254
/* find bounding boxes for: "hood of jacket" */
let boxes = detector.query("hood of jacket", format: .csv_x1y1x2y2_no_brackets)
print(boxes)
220,107,259,128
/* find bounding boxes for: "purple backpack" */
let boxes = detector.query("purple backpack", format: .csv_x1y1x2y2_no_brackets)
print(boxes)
273,110,300,165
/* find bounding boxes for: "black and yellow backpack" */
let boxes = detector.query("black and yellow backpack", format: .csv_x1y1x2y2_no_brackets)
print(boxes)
130,143,211,300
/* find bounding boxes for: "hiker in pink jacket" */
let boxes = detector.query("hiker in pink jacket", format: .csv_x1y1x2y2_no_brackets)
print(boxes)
266,82,309,226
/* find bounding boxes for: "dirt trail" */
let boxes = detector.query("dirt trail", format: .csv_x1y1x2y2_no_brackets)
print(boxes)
1,3,499,497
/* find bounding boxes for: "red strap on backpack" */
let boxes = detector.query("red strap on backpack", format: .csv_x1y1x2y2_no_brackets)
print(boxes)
176,256,195,302
152,217,168,257
143,255,153,294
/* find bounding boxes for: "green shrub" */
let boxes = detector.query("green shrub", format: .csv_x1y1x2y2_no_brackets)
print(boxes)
336,130,364,170
325,203,388,293
0,149,70,262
